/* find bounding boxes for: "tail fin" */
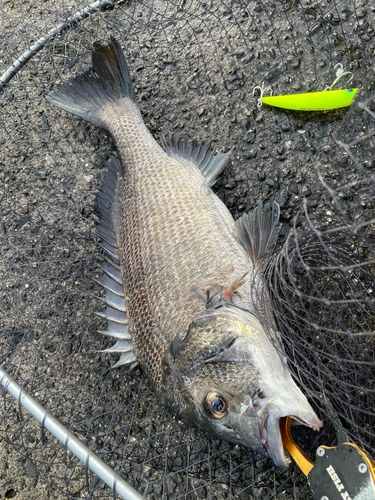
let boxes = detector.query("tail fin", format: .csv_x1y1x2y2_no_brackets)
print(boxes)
46,39,135,129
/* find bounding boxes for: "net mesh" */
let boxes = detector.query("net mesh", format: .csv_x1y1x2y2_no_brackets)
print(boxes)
0,0,374,498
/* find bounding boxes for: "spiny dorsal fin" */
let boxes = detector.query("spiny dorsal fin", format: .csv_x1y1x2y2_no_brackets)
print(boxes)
160,132,230,187
234,201,281,267
94,155,138,368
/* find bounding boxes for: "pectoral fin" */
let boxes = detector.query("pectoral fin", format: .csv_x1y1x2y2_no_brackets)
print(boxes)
206,271,249,309
234,201,281,267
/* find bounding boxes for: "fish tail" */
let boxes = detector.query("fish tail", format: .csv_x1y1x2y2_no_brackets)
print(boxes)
46,39,135,129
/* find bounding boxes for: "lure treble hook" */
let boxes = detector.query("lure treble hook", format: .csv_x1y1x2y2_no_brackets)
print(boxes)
324,63,353,91
253,82,272,108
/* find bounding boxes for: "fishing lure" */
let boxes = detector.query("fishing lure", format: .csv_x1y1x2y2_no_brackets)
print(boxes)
254,64,359,111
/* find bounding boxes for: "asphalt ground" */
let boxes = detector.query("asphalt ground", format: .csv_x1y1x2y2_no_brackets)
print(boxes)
0,1,374,499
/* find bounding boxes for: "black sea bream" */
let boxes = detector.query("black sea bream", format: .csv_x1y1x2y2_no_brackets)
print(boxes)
47,40,322,466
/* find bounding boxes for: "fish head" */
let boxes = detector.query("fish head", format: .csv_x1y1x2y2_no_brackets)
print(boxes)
173,305,322,467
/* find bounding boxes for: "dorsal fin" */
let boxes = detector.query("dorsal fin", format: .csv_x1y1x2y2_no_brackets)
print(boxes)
94,155,138,369
234,201,281,267
160,132,230,187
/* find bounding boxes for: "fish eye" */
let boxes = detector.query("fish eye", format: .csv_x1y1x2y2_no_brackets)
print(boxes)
203,392,228,419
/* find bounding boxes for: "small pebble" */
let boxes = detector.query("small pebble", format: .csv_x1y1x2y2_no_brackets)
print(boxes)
38,168,48,178
165,477,176,495
196,485,207,499
153,483,162,496
258,170,266,181
19,200,28,214
24,459,38,479
302,185,311,197
155,61,165,70
41,212,57,224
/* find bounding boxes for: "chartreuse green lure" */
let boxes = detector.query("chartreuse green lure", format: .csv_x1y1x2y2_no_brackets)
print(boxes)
254,64,358,111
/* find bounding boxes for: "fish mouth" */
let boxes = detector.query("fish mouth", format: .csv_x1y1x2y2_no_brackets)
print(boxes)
258,407,322,467
259,412,289,467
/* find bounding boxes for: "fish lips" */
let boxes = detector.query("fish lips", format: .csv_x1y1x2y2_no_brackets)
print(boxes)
258,403,323,467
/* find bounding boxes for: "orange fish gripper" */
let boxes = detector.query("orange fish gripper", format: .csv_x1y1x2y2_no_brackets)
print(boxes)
280,416,375,500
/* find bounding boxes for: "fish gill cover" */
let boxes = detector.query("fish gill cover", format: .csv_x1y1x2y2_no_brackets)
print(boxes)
0,0,374,499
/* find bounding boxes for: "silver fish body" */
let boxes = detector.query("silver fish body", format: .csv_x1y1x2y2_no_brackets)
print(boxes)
46,40,322,467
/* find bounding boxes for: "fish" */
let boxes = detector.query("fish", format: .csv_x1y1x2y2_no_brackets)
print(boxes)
46,39,322,467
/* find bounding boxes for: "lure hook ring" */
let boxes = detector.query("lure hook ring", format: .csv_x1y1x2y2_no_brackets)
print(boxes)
253,82,273,108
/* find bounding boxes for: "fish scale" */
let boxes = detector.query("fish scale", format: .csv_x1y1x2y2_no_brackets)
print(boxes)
100,99,253,391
